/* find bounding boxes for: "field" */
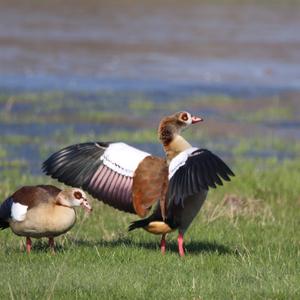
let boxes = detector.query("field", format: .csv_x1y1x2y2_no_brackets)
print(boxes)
0,92,299,299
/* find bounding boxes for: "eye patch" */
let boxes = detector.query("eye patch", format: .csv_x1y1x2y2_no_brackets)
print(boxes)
74,191,82,199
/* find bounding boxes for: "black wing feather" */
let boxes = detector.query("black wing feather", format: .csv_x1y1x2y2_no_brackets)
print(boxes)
194,160,209,190
43,142,108,187
42,142,135,214
186,166,195,195
202,160,218,188
168,149,234,205
0,197,13,230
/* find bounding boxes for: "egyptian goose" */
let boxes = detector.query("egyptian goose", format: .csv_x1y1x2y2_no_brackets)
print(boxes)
0,185,92,253
43,111,234,256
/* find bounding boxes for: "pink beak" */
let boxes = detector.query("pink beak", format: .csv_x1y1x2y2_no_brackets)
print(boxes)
81,198,92,213
191,115,203,124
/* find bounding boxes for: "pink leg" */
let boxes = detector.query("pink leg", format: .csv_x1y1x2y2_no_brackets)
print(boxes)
160,234,166,255
26,237,32,254
177,232,185,257
49,237,55,253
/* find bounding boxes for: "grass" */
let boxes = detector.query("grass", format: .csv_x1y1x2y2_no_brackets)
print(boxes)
0,157,299,299
0,90,299,298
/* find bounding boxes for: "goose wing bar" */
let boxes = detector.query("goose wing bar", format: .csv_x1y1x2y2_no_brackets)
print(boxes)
168,148,235,205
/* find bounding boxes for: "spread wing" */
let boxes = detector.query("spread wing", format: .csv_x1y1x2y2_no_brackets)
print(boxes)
168,148,235,205
42,141,165,215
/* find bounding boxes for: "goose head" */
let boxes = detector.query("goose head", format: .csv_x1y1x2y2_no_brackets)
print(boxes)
57,188,92,212
158,111,203,146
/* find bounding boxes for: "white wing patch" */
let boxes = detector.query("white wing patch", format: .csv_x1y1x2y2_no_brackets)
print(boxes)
168,147,198,179
101,142,150,177
11,202,28,221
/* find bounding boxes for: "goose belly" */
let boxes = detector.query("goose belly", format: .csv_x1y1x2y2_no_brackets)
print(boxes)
177,190,208,233
10,205,76,238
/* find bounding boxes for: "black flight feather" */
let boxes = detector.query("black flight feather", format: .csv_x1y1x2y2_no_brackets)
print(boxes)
168,148,234,206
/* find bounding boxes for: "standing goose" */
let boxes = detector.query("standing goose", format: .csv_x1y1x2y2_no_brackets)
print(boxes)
43,111,234,256
0,185,92,253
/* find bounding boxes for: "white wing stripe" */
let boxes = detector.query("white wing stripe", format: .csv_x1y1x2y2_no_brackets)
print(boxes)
168,147,198,179
11,202,28,221
101,142,150,177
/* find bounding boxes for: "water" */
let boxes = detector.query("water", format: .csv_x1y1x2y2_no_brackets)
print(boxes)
0,1,300,93
1,1,300,174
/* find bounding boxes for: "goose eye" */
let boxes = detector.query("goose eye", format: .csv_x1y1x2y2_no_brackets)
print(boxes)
181,113,188,121
74,191,82,199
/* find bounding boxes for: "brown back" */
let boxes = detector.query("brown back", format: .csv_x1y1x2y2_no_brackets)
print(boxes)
12,185,61,209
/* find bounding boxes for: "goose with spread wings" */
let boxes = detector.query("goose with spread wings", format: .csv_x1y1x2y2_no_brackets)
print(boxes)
43,111,234,256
